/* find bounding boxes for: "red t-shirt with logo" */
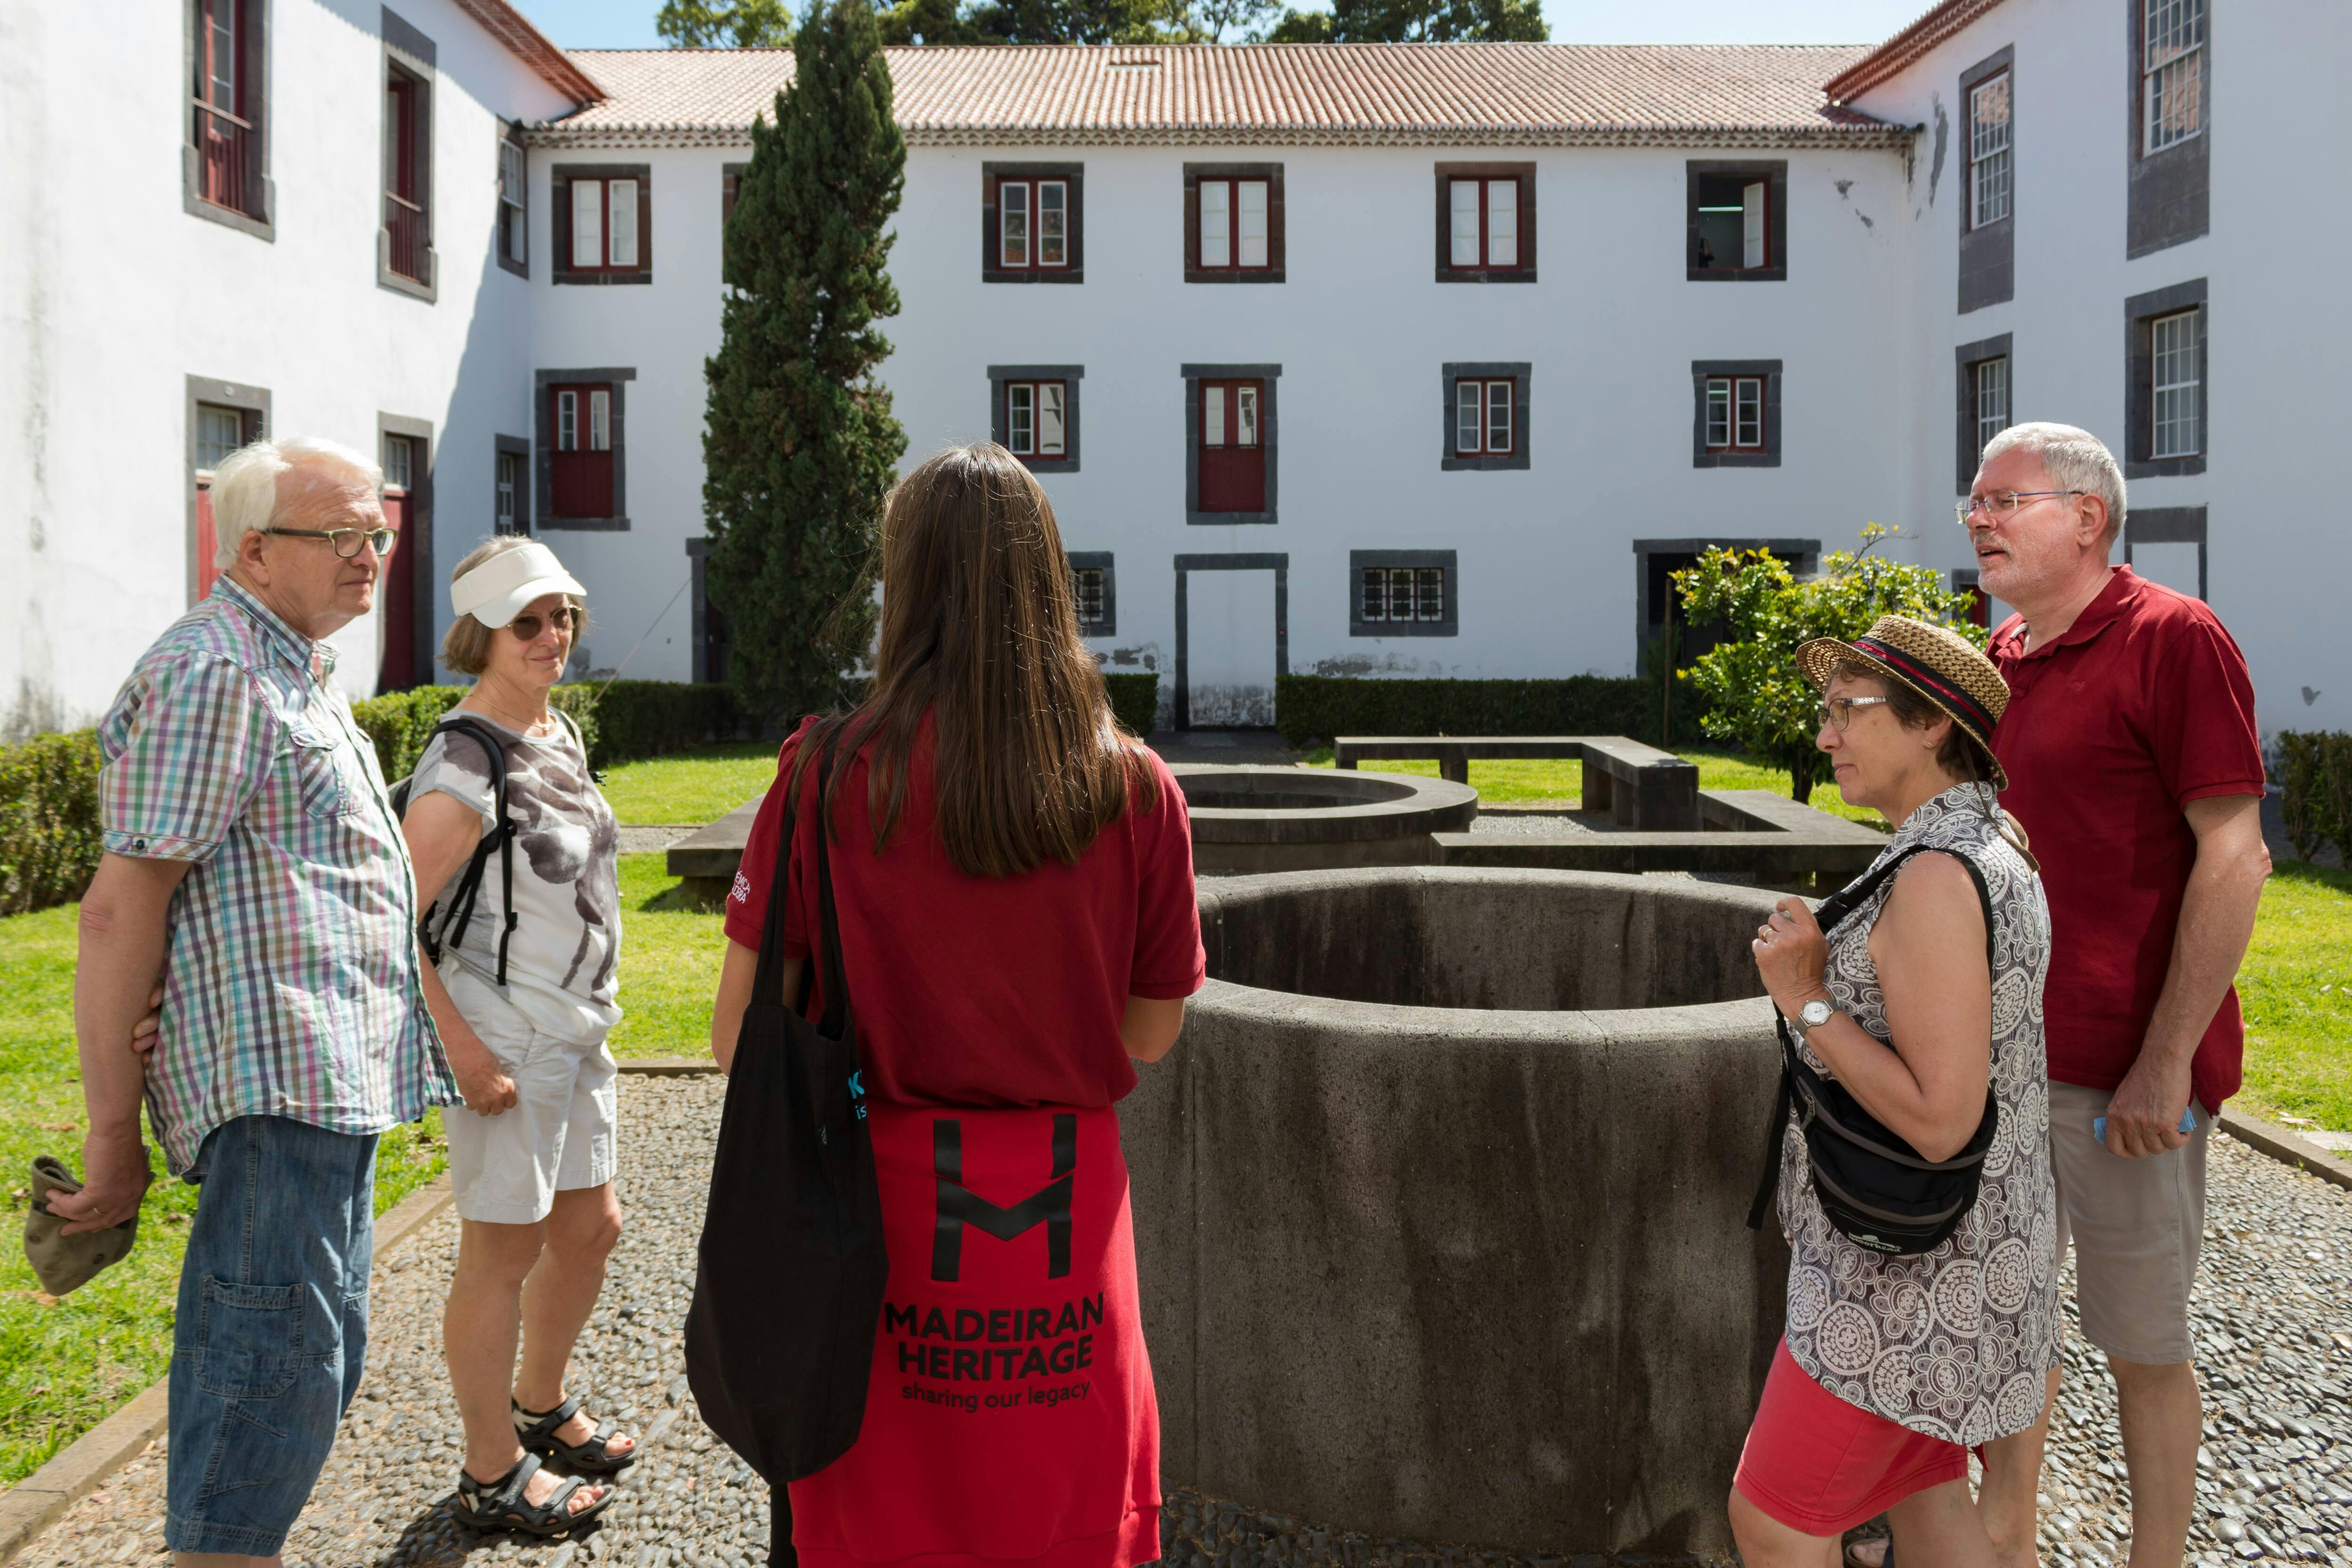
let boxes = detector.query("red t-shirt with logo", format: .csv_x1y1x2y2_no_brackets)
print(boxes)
724,716,1205,1110
1986,568,2265,1112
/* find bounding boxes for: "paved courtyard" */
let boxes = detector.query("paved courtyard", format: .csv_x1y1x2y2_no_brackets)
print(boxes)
16,1075,2352,1568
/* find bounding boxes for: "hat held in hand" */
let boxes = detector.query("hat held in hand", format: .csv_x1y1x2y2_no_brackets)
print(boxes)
24,1155,140,1297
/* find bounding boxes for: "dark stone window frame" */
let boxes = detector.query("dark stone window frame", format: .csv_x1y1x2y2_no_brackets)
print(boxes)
1433,162,1537,285
496,121,529,279
377,8,437,302
183,0,275,240
535,366,635,530
1631,536,1819,671
1685,160,1788,282
2126,0,2211,258
1181,362,1279,526
1440,362,1531,472
686,538,731,684
185,374,271,605
987,364,1084,474
1172,552,1288,731
494,433,532,536
2122,504,2208,602
1349,549,1459,638
1690,359,1784,469
1958,44,2016,315
552,164,653,286
1183,163,1286,285
1954,332,2014,491
982,162,1085,285
377,411,435,689
2123,277,2207,478
1067,551,1117,637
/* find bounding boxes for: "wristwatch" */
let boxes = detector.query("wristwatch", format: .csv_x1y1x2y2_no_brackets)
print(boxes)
1798,998,1836,1034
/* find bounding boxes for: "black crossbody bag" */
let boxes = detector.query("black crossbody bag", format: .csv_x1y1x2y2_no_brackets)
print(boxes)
1746,846,2001,1257
685,736,889,1484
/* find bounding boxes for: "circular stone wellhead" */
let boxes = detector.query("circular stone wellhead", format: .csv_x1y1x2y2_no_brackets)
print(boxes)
1170,764,1478,874
1122,867,1793,1559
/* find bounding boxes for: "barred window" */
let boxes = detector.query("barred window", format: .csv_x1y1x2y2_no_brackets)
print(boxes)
195,404,246,470
1074,567,1106,626
1360,566,1446,625
2143,0,2207,154
1969,73,2013,229
1975,357,2010,457
2151,310,2200,458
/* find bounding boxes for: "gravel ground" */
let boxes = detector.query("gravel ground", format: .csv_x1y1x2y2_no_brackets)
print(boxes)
616,827,694,856
17,1082,2352,1568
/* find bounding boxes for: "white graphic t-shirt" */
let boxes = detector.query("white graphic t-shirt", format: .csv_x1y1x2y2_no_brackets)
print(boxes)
409,709,622,1045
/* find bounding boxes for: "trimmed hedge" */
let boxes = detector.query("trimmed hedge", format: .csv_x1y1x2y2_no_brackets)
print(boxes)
1273,673,1689,750
1104,672,1160,739
2276,731,2352,865
0,730,103,916
348,685,467,781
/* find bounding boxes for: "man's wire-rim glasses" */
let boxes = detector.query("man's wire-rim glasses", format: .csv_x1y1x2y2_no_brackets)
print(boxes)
1816,696,1892,732
265,525,398,558
1955,490,2086,527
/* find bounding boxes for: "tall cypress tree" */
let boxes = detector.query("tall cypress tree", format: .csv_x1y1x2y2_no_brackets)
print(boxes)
702,0,906,716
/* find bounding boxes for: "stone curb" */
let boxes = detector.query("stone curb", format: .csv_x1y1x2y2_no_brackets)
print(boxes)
0,1173,457,1568
616,1057,720,1076
2216,1106,2352,1194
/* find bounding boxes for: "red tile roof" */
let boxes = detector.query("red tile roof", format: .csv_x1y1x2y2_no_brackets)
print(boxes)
1824,0,2010,103
452,0,605,102
531,43,1907,149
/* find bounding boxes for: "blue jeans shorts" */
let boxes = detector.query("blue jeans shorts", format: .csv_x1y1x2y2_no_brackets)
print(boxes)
166,1114,379,1556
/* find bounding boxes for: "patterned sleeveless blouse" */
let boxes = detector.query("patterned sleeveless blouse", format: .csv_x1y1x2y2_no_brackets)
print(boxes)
1776,783,2061,1445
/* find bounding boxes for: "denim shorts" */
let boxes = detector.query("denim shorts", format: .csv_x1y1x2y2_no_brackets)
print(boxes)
166,1114,379,1557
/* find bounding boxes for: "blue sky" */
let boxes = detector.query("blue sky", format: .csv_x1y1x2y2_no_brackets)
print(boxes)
513,0,1932,49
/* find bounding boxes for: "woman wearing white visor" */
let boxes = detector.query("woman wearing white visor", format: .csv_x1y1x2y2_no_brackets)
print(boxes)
399,538,636,1536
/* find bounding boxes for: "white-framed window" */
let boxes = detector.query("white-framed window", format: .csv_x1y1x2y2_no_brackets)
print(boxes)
495,450,520,532
382,433,414,492
1360,566,1446,625
1202,383,1259,449
195,403,245,470
1448,178,1518,270
588,388,612,451
2143,0,2207,153
1705,376,1766,450
1199,178,1270,270
555,389,612,454
498,135,527,265
999,178,1068,269
2151,309,2200,458
557,389,577,451
1975,357,2010,456
1074,567,1106,626
1005,381,1067,459
1970,73,2013,229
1693,177,1769,270
1454,380,1514,456
570,177,640,271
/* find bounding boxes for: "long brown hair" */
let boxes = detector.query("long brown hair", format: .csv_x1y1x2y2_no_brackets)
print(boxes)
790,444,1160,877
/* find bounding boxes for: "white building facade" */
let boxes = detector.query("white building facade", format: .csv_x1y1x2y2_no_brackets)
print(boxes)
3,0,2341,740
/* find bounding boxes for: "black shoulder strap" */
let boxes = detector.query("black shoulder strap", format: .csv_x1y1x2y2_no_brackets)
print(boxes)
430,715,518,986
750,731,852,1034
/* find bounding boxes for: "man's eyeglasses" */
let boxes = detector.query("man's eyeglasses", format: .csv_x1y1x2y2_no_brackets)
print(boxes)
265,526,398,558
508,607,580,640
1955,490,2086,527
1816,696,1892,731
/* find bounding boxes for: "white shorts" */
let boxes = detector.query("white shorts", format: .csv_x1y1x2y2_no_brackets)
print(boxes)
440,964,618,1225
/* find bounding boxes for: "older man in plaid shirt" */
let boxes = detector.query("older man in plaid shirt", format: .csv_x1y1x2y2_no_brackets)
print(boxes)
57,435,455,1564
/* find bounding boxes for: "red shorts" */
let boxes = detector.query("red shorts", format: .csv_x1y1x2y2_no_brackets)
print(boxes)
1733,1340,1968,1536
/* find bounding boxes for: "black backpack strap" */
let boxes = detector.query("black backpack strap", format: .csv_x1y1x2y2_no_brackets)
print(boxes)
429,715,516,985
750,729,850,1031
1746,1030,1797,1232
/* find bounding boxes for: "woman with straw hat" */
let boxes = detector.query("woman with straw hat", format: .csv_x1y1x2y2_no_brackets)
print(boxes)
1731,615,2058,1568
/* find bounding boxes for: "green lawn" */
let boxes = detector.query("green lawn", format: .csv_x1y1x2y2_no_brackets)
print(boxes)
607,852,729,1060
1303,744,1889,828
599,740,779,825
2237,861,2352,1133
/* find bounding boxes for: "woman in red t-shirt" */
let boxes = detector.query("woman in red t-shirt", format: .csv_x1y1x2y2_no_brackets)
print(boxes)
711,444,1205,1568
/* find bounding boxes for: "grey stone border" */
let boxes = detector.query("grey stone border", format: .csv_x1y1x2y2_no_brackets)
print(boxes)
1958,44,2016,315
551,163,654,286
1069,549,1116,637
1173,551,1287,730
376,8,437,303
1689,359,1784,469
494,432,531,535
1431,161,1536,284
181,0,275,241
1182,163,1285,284
2124,504,2209,601
2126,0,2210,259
1685,159,1788,282
1181,363,1280,526
1631,536,1818,671
2123,277,2208,478
184,375,271,607
378,411,436,689
986,364,1084,473
1347,548,1459,638
1439,362,1531,471
686,538,712,684
1954,331,2013,491
981,162,1084,285
535,366,636,530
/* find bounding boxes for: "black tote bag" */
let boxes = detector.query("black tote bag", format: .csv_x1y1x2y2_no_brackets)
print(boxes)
685,740,889,1484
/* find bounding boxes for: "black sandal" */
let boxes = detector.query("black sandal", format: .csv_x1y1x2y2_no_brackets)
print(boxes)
453,1451,613,1537
513,1392,640,1474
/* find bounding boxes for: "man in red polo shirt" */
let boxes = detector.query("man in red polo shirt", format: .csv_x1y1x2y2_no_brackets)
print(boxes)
1971,422,2271,1568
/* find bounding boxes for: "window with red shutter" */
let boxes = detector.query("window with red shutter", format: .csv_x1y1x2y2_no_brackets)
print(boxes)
550,382,616,519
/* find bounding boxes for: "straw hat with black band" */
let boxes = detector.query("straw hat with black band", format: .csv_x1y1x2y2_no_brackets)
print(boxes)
1794,614,2012,792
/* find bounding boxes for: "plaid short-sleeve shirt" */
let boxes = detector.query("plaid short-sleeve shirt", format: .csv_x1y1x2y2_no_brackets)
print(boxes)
99,576,455,1174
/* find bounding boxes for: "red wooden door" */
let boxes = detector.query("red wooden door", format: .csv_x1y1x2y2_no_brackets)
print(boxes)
194,484,223,601
1198,380,1264,514
549,384,614,519
378,490,415,691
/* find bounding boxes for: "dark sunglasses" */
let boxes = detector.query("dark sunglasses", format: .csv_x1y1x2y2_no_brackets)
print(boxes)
507,605,580,640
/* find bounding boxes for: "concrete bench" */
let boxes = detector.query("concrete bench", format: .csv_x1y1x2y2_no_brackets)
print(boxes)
1332,735,1701,830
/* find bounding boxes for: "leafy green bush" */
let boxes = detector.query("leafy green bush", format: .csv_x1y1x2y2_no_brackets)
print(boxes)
1274,673,1676,750
0,731,103,916
1104,672,1160,738
554,681,746,771
348,685,465,781
2276,732,2352,865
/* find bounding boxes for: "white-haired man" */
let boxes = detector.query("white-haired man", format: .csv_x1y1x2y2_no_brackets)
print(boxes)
53,436,456,1565
1965,422,2270,1568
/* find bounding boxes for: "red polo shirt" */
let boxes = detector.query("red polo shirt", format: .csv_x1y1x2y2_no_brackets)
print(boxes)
1987,567,2264,1112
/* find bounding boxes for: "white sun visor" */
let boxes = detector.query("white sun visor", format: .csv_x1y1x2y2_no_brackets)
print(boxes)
450,542,587,629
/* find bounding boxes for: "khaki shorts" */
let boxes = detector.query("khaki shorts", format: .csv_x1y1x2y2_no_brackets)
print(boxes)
2047,1079,2210,1365
441,965,618,1226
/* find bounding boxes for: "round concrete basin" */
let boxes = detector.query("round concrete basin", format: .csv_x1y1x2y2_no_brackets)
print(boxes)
1171,764,1478,874
1122,868,1790,1558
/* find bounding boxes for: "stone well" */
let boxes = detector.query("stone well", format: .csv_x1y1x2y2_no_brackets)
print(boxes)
1172,764,1478,874
1121,867,1792,1559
